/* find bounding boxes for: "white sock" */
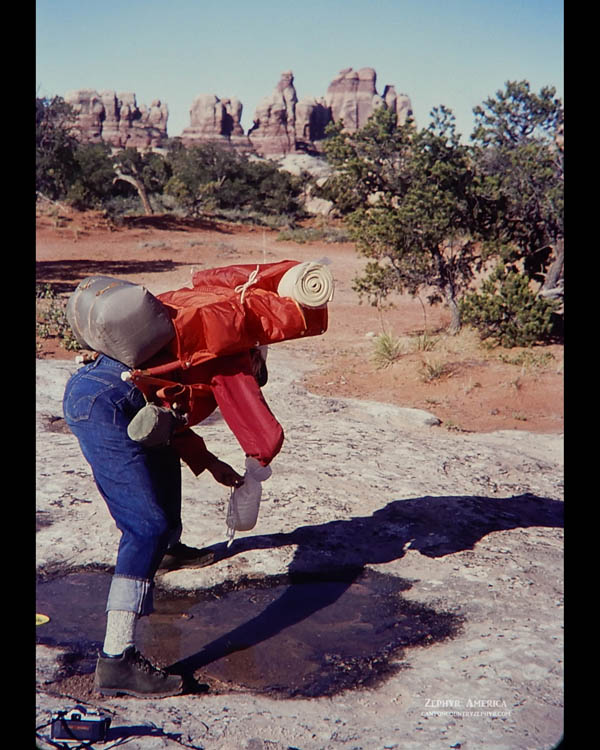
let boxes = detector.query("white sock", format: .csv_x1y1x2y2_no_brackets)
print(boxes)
102,610,137,656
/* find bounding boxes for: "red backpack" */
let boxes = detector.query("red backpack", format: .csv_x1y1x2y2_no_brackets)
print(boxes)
126,260,330,466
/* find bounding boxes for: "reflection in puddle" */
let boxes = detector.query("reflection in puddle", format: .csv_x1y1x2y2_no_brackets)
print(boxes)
36,569,461,697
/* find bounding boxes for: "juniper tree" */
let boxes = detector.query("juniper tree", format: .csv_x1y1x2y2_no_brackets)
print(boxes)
470,80,564,295
460,81,564,344
323,105,481,333
36,96,79,200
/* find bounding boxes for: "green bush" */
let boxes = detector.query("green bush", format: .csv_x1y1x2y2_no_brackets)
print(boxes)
164,142,304,220
36,284,81,351
36,96,80,200
36,98,171,214
460,264,558,347
277,225,350,243
372,332,404,368
64,143,117,209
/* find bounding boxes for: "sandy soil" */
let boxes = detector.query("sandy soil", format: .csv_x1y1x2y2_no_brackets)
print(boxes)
35,207,564,750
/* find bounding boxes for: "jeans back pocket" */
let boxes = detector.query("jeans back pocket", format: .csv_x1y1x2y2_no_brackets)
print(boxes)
63,371,118,424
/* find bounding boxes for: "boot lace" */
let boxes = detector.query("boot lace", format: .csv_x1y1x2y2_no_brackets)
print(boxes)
131,649,168,676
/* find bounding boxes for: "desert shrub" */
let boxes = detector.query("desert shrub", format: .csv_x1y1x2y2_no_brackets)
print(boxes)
214,208,293,228
460,264,558,347
372,332,404,368
65,142,117,209
412,332,438,352
277,225,350,243
420,359,454,382
237,159,303,217
36,284,81,351
165,142,304,220
498,350,555,368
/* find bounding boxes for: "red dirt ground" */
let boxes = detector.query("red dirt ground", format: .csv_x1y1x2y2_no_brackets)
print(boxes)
36,206,563,434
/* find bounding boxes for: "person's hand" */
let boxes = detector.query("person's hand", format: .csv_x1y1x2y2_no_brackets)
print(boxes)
206,457,244,488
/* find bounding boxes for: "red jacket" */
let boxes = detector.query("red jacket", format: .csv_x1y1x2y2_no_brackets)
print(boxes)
132,350,284,472
128,261,327,473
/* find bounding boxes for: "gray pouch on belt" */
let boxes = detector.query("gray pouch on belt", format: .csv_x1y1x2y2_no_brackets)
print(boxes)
127,404,177,447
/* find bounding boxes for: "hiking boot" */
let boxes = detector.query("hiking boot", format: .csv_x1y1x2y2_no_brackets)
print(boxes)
94,646,183,698
158,542,215,571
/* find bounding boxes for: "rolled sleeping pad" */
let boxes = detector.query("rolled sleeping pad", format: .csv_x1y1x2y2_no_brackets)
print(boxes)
276,261,334,308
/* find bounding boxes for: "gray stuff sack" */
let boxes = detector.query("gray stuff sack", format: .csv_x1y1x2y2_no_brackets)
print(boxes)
66,276,175,368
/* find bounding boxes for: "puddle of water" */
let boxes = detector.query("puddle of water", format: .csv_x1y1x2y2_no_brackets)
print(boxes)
36,569,461,697
36,571,112,675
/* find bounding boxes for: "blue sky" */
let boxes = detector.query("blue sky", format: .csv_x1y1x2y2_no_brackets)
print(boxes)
36,0,563,143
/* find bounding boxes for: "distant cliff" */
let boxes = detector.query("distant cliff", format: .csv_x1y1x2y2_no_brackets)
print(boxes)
64,89,169,149
65,68,414,158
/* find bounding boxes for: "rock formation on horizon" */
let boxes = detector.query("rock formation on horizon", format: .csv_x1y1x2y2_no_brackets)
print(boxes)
64,89,168,149
180,72,334,158
295,96,331,145
325,67,413,131
245,68,412,157
248,71,299,157
63,68,413,157
180,94,253,152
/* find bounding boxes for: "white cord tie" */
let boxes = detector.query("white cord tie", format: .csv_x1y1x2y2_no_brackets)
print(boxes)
234,265,260,303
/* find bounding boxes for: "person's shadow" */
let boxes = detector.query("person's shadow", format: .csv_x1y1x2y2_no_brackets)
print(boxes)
167,492,563,693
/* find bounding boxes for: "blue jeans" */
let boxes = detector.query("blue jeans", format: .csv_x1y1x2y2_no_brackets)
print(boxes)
63,355,182,616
